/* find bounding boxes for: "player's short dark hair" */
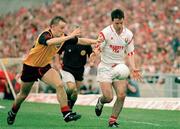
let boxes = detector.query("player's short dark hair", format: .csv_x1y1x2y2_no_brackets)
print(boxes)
50,16,66,26
111,9,124,21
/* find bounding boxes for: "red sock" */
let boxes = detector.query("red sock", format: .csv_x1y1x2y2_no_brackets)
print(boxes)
12,103,20,113
109,115,117,124
61,106,71,117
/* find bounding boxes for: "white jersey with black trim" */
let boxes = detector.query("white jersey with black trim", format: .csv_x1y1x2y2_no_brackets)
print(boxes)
99,25,134,65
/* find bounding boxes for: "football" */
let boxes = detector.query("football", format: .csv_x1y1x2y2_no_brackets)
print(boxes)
112,64,130,80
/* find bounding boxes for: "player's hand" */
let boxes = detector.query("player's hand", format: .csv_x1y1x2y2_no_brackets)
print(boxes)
96,34,104,43
89,52,96,66
89,36,104,44
131,69,143,82
70,28,81,37
89,48,100,66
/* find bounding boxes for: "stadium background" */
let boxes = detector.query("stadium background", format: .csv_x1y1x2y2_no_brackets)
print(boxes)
0,0,180,129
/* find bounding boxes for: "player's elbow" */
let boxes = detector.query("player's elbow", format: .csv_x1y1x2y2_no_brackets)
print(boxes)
46,40,54,45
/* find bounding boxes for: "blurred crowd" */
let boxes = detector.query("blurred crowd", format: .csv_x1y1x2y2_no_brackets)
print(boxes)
0,69,20,99
0,0,180,75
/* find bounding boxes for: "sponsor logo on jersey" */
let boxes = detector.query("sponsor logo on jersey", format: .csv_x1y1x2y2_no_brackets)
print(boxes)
109,45,124,53
80,50,86,56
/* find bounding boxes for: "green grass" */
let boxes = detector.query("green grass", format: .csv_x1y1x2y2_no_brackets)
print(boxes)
0,99,180,129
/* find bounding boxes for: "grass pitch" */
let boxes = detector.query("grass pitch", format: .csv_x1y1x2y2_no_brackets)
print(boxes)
0,99,180,129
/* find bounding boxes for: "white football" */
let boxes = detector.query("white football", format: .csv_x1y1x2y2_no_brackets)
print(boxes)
112,64,130,80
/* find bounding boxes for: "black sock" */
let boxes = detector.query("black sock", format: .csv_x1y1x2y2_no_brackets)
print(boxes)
66,89,73,100
62,111,71,117
69,94,77,109
70,100,76,109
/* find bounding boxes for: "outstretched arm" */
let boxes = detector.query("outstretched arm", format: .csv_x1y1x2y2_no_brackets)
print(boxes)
77,35,103,45
88,33,104,65
46,28,81,45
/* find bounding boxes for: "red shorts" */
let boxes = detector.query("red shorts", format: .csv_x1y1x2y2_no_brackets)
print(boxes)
21,64,51,82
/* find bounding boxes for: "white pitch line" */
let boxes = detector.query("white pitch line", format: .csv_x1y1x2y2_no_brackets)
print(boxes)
0,105,5,109
91,117,161,127
121,120,161,126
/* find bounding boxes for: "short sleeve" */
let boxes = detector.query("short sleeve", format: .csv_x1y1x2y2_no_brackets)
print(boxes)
38,31,52,45
126,38,135,56
125,29,135,56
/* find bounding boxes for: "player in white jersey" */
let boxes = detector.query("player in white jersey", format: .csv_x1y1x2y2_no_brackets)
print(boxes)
91,9,142,127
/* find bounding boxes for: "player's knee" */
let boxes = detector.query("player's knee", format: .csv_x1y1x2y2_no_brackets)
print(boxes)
19,93,28,100
67,86,77,94
104,95,113,103
67,82,76,91
68,86,76,91
72,88,78,95
117,93,126,101
55,83,64,90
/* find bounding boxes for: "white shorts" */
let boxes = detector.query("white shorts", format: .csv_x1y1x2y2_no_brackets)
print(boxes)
97,63,130,83
60,69,75,83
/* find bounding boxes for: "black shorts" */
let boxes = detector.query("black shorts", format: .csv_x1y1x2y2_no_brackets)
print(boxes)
63,66,84,81
21,64,51,82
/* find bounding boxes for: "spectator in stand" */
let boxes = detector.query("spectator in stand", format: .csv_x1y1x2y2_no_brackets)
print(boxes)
0,0,180,74
0,69,20,100
126,76,140,97
0,78,6,99
79,79,99,95
170,32,180,58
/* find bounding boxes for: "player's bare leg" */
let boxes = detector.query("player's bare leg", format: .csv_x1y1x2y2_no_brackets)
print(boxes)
66,81,82,109
66,82,77,109
108,80,126,127
41,68,81,122
95,82,113,116
7,82,34,125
